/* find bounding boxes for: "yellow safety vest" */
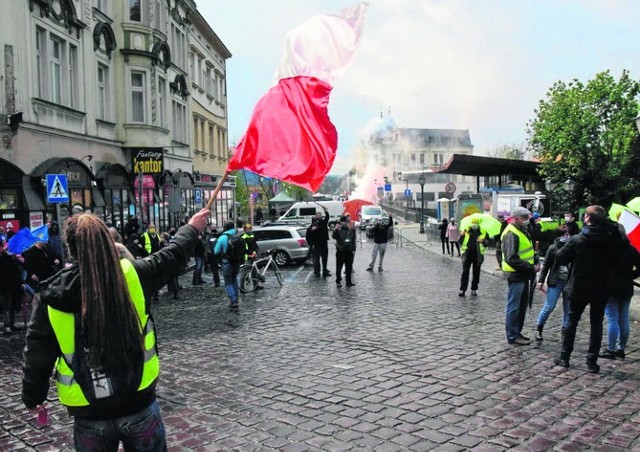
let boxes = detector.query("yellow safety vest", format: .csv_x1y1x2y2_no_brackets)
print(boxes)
47,259,159,407
500,224,534,272
141,232,152,254
460,229,487,255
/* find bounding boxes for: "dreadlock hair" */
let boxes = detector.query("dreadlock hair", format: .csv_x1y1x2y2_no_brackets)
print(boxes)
65,213,144,382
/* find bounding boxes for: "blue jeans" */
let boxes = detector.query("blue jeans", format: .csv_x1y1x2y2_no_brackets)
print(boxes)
73,399,166,451
192,256,204,284
605,296,631,351
221,260,240,303
505,280,529,343
536,282,569,329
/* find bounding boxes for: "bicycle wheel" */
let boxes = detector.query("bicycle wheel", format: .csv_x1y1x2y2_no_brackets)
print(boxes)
239,265,257,293
273,264,283,286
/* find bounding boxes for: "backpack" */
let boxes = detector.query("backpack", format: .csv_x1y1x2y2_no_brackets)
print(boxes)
225,233,246,263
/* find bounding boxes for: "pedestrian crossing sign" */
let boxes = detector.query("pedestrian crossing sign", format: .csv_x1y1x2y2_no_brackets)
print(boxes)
46,174,69,203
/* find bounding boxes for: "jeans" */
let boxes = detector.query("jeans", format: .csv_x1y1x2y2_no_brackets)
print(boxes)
192,257,204,284
561,296,606,362
221,260,240,303
73,399,166,451
505,280,529,342
368,243,387,269
536,282,569,329
605,296,631,351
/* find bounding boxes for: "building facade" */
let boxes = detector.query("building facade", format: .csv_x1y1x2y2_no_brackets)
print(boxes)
363,115,476,208
0,0,232,236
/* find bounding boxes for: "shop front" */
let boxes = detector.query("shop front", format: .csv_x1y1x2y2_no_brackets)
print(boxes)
97,163,134,237
30,157,103,228
0,158,46,233
130,148,167,231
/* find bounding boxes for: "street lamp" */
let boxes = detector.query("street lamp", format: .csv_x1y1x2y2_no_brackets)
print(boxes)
418,173,426,233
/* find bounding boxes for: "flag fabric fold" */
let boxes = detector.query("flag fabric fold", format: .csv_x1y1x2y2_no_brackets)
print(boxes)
618,209,640,252
8,226,49,255
230,3,368,192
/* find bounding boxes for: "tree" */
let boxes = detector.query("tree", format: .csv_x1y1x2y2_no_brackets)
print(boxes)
527,70,640,209
487,143,529,160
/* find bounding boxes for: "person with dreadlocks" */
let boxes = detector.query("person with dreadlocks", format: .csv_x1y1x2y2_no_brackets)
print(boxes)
21,208,209,450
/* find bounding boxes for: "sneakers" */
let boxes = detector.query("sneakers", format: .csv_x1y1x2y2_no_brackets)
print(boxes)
518,332,531,341
535,330,543,341
599,349,617,360
471,290,477,296
336,281,342,287
458,290,465,297
378,268,383,272
346,283,355,287
366,267,373,272
554,356,570,368
229,301,239,309
512,336,530,345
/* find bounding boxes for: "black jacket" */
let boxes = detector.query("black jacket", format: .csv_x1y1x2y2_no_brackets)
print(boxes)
538,237,569,287
332,224,356,252
22,224,200,419
372,216,393,244
609,237,640,300
555,221,622,302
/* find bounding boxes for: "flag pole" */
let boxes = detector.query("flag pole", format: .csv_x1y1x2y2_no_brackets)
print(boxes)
205,170,230,211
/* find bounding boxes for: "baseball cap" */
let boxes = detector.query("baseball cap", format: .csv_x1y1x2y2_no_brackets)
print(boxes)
512,207,532,218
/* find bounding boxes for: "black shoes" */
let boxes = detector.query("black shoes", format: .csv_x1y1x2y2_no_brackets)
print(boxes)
336,282,342,287
323,272,331,277
458,291,465,297
366,267,373,272
554,356,570,368
471,290,477,296
535,330,543,341
600,349,617,360
617,349,626,360
346,283,355,287
587,360,600,373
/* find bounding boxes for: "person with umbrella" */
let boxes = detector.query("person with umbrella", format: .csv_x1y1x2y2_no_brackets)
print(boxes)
458,217,488,297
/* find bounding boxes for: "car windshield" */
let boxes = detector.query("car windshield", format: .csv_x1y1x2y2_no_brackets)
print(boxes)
296,228,306,237
362,206,382,215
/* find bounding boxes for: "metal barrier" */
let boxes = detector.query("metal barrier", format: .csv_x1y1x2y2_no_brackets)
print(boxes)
395,226,438,247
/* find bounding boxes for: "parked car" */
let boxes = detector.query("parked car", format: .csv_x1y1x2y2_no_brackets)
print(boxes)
359,205,384,230
252,225,310,266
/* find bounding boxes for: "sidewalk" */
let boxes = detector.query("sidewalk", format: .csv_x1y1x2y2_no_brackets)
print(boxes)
394,222,640,321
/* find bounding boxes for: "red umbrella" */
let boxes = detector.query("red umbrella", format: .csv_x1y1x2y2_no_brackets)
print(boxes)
342,199,374,222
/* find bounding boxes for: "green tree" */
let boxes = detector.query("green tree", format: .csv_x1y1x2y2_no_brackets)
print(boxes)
527,70,640,210
487,143,529,160
233,170,249,218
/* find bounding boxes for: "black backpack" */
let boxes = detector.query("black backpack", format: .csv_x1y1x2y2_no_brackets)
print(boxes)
225,233,246,263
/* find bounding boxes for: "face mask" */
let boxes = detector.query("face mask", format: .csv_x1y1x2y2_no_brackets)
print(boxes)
471,224,479,230
521,220,530,227
564,216,571,222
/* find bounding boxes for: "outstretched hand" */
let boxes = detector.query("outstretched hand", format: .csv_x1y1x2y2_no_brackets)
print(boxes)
188,209,210,233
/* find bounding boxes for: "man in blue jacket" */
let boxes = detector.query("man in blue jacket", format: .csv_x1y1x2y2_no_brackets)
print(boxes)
214,221,240,307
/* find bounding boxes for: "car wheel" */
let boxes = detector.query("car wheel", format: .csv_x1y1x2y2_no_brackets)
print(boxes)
274,250,290,266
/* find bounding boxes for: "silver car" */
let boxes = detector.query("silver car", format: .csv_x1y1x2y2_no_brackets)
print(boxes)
252,225,310,266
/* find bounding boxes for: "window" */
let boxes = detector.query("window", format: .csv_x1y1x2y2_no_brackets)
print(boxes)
96,0,109,15
193,117,199,149
172,99,187,142
170,23,186,69
130,0,141,22
157,76,166,127
205,67,211,95
36,27,81,108
130,71,146,123
433,153,444,165
154,0,165,31
97,64,108,120
69,45,78,108
419,153,425,165
208,125,214,154
50,37,62,104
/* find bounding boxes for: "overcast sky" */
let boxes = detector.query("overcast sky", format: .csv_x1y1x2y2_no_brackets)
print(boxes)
199,0,640,176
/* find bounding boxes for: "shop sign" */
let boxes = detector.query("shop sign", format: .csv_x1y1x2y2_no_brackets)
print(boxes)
132,149,163,175
30,212,44,229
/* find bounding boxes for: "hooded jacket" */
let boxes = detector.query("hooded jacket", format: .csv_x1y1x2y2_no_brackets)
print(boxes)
538,237,569,287
555,220,622,302
22,224,199,419
609,236,640,300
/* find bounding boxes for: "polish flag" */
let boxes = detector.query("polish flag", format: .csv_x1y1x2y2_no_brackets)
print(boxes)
228,3,368,192
618,209,640,251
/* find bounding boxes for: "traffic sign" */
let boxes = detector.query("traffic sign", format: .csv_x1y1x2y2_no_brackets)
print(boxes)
46,174,69,203
445,182,456,194
404,188,411,196
384,183,392,192
194,188,202,204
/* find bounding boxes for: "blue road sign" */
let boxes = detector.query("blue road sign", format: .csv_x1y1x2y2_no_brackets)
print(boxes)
46,174,69,203
404,189,412,197
384,183,392,192
194,188,202,204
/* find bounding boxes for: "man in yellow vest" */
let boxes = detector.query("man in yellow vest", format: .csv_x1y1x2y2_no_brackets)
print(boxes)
501,207,540,345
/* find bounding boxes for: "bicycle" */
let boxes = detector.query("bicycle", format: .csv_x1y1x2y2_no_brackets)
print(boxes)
239,249,283,293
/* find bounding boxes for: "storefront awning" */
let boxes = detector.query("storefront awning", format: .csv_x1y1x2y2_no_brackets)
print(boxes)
22,176,45,211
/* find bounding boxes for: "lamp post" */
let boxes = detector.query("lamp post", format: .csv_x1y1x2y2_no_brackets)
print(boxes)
418,173,426,233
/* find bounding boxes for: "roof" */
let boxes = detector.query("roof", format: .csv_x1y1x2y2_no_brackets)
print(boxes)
437,154,541,178
269,192,295,203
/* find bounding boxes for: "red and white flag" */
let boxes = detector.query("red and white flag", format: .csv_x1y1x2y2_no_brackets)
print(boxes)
228,3,368,192
618,209,640,251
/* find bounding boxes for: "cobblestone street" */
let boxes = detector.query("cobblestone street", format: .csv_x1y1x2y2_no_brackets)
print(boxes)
2,236,640,450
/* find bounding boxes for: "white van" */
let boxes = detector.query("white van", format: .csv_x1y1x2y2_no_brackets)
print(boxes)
359,205,384,229
278,201,344,227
